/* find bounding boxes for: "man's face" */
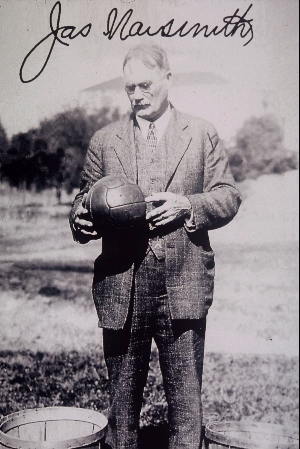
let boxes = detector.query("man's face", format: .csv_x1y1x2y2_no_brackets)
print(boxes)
124,58,171,121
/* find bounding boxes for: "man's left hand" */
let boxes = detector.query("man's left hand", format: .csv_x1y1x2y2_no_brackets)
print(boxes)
145,192,192,228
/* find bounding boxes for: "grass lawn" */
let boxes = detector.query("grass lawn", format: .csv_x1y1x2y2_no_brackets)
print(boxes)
0,350,298,428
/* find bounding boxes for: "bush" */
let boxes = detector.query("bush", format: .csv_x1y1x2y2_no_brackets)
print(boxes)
228,114,299,181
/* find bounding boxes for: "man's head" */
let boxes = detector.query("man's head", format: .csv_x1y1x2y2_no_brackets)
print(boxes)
123,44,172,121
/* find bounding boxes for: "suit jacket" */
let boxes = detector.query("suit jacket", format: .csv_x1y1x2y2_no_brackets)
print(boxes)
70,108,241,329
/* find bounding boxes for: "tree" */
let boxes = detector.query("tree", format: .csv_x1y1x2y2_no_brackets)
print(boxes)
236,114,284,160
38,106,119,155
37,106,120,191
0,120,8,160
228,114,298,181
0,132,32,188
0,106,120,193
0,120,9,183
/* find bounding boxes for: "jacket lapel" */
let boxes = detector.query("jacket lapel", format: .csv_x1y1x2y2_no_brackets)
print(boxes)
164,109,192,191
112,115,137,183
111,110,192,188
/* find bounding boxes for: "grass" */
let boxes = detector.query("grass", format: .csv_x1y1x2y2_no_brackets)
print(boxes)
0,350,298,428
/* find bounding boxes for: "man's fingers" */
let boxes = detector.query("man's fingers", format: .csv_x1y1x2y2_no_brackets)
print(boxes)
152,216,173,227
151,208,174,222
74,197,97,236
75,218,94,227
150,207,188,225
76,194,89,216
77,205,89,216
146,204,168,220
81,229,98,236
146,192,191,226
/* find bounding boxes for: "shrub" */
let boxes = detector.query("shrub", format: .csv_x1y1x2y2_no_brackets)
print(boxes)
228,114,299,181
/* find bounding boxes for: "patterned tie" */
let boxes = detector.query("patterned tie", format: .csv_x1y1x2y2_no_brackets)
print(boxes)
146,122,157,152
145,122,165,260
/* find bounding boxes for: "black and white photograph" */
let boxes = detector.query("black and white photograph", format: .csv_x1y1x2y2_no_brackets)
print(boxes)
0,1,298,447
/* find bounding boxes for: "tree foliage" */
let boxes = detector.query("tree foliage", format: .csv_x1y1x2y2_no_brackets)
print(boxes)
228,114,298,182
38,106,119,154
0,120,9,183
0,107,120,193
0,120,9,157
0,111,298,191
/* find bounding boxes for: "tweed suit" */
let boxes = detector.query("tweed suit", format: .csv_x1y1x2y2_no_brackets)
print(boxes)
70,107,241,448
70,108,241,328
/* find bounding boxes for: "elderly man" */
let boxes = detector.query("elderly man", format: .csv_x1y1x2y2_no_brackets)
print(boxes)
70,44,241,449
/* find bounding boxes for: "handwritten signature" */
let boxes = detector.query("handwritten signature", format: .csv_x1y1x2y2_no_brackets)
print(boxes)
20,1,254,84
104,5,254,45
19,1,92,83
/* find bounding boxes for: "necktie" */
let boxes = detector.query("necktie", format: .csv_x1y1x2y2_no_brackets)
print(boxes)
145,122,165,261
146,122,157,152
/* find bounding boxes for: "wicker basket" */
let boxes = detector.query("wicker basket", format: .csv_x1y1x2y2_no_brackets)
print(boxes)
0,407,108,449
204,421,299,449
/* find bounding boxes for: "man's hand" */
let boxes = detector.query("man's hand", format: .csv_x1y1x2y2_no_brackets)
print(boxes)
145,192,192,228
73,193,99,239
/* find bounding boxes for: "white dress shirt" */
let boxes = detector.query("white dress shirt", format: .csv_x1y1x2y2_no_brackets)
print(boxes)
135,104,172,143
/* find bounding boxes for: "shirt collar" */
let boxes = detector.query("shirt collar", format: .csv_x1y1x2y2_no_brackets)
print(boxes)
135,104,172,143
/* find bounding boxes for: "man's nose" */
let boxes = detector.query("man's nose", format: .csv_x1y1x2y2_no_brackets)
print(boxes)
132,86,144,101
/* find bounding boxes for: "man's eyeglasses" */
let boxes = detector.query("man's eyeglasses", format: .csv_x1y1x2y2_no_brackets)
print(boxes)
125,82,152,94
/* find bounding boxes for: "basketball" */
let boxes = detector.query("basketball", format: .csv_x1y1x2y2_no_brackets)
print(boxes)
84,175,146,232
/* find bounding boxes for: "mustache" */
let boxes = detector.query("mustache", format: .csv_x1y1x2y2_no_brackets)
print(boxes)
132,102,150,106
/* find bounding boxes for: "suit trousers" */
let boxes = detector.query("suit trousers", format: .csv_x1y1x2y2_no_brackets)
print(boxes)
102,251,206,449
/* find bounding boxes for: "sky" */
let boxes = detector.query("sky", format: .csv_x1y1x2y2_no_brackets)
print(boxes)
0,0,299,149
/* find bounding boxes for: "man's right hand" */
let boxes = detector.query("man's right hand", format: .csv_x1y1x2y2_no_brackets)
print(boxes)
73,193,99,240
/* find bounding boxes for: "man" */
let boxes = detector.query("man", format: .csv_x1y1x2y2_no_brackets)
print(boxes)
70,44,241,449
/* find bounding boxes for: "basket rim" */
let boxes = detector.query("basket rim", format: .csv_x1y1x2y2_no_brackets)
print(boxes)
205,421,299,449
0,406,108,449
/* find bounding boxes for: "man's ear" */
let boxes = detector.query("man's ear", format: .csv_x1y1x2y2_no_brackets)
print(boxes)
166,71,172,87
